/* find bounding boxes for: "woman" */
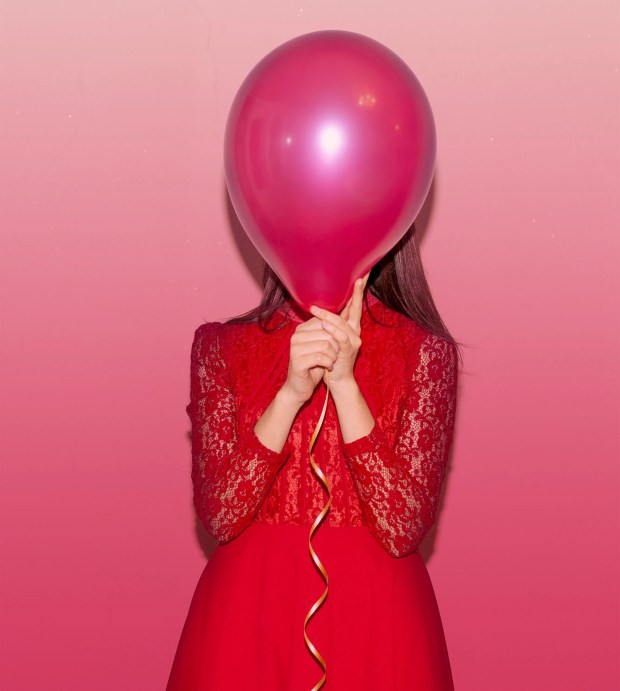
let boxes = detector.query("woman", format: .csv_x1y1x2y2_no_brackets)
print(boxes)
167,225,462,690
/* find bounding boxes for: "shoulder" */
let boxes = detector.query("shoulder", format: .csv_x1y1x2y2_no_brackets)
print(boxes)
418,328,458,363
413,329,459,392
190,319,259,362
191,318,247,345
189,321,228,364
191,320,221,348
392,318,458,376
192,319,251,340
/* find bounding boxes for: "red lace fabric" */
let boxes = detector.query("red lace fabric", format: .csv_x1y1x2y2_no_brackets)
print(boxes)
186,291,459,558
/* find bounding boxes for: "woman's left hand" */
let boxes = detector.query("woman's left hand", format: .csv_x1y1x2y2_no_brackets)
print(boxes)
309,271,370,391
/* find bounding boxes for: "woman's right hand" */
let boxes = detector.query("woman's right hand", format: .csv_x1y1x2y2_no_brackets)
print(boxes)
281,314,343,405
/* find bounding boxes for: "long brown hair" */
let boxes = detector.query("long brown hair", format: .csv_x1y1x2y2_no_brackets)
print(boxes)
224,223,465,367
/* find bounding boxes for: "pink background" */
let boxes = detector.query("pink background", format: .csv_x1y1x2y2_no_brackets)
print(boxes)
1,2,619,689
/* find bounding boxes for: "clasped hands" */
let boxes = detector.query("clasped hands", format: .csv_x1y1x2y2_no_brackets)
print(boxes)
309,271,370,392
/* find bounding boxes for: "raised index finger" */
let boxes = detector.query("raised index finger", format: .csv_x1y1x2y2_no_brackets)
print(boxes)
346,278,362,329
349,271,370,330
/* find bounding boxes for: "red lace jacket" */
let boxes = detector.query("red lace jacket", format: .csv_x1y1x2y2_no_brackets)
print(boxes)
186,290,459,558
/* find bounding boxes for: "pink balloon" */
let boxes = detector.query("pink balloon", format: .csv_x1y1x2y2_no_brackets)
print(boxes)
224,30,436,314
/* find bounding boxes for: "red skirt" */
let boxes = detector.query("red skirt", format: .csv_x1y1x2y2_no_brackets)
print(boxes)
166,522,454,690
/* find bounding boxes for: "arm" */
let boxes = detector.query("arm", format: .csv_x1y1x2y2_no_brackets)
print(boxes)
333,332,459,558
186,322,296,544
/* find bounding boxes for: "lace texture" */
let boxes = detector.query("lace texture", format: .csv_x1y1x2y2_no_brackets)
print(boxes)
187,323,292,544
341,334,458,557
186,291,459,557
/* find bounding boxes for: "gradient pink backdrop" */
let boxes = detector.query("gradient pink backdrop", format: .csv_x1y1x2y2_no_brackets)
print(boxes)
1,2,619,689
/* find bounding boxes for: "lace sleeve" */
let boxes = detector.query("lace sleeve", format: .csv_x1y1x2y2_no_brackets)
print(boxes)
186,322,292,544
341,333,459,558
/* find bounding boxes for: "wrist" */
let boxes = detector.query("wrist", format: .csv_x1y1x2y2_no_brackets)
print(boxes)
329,377,376,444
328,377,360,401
277,383,306,411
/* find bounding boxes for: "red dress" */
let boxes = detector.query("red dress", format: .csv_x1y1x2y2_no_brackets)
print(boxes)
167,291,459,690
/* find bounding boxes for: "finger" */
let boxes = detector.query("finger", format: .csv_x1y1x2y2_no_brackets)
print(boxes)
293,327,340,351
362,270,370,289
296,315,322,330
348,277,365,330
297,315,338,335
295,339,339,361
340,294,353,321
299,352,336,373
319,319,350,347
309,304,356,341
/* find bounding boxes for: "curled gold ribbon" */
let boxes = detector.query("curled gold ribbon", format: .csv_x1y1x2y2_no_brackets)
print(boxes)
304,369,332,691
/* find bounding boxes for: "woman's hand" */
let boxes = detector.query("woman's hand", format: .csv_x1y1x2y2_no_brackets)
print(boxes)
281,316,341,406
309,271,370,393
